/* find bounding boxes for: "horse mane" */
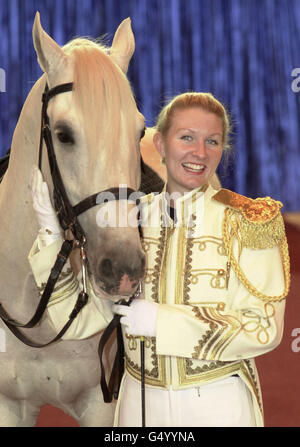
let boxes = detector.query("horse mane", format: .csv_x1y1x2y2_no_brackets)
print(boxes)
62,38,137,154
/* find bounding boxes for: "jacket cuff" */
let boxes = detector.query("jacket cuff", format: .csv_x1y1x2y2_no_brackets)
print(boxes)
28,236,65,287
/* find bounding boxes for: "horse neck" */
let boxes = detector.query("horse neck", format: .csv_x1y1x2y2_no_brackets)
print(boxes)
0,76,46,270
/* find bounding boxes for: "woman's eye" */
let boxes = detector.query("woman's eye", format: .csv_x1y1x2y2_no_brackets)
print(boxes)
180,135,192,141
56,131,75,145
206,139,218,145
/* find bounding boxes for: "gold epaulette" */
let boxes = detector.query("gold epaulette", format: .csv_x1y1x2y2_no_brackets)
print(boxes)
213,189,290,302
212,189,285,249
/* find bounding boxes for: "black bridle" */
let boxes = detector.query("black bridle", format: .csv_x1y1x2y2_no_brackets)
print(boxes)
0,81,143,401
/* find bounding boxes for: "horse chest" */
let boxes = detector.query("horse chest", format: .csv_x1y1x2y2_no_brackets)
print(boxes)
0,338,100,403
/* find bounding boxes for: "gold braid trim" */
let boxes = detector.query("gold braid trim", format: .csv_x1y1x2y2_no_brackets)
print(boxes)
223,208,290,302
239,210,286,250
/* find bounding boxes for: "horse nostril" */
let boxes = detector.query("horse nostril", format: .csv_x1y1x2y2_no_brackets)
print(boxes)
99,258,113,277
98,251,145,285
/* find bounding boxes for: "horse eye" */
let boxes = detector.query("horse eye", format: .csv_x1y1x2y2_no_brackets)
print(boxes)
56,130,75,145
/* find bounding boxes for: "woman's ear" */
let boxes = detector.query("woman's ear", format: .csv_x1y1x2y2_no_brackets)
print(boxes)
153,132,165,158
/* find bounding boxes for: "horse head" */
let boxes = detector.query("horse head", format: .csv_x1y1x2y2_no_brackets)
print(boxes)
32,12,146,298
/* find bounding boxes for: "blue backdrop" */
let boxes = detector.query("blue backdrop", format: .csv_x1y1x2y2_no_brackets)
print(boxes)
0,0,299,211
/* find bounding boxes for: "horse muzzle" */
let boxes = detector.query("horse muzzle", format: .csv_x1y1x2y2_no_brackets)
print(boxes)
92,245,145,297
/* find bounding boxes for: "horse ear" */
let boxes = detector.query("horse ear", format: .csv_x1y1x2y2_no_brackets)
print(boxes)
110,17,135,73
32,12,67,80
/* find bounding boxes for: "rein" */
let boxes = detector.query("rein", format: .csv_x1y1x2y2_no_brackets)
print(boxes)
0,81,141,401
0,148,10,183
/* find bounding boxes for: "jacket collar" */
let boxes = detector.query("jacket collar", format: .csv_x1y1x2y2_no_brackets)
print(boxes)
159,183,218,231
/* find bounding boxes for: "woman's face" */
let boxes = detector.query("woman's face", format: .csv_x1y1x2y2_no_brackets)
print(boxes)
154,107,223,196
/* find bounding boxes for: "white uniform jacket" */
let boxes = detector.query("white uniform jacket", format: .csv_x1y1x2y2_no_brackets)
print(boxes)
28,184,290,426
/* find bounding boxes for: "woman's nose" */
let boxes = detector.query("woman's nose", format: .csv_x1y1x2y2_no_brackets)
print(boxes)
192,140,207,158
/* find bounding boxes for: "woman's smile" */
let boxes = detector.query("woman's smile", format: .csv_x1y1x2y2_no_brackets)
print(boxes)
182,162,206,173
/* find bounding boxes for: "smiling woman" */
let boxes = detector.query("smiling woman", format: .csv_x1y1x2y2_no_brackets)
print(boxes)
111,91,290,427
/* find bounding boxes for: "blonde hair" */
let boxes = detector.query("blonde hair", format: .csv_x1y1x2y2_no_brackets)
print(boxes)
155,92,232,151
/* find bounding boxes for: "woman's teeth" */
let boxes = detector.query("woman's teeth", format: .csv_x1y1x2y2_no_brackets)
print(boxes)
182,162,205,172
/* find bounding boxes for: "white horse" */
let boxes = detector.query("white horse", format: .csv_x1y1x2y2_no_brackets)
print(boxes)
0,12,146,427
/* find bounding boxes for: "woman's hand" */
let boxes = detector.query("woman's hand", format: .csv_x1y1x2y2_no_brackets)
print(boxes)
30,165,62,244
113,299,158,337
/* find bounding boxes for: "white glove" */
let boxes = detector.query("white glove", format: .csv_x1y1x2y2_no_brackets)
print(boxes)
112,299,158,337
30,165,62,247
